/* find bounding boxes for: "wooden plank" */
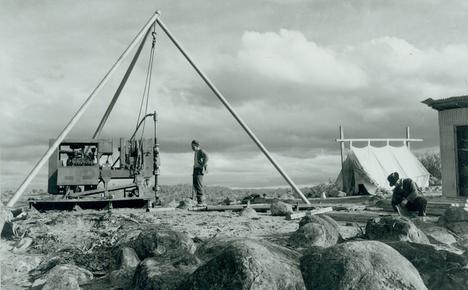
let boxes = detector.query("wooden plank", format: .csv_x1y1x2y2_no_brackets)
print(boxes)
189,202,368,212
286,207,333,220
323,211,393,223
147,207,175,213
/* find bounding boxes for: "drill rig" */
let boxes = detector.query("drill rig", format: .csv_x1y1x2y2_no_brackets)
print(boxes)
9,11,310,211
30,22,162,211
42,113,161,210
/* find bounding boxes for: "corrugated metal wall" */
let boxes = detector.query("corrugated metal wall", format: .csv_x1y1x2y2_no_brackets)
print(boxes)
439,107,468,197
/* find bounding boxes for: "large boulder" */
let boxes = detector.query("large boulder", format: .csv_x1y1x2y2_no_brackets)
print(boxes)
126,226,196,261
290,215,341,248
180,238,305,290
300,240,427,290
133,257,197,290
413,219,458,246
438,207,468,238
41,264,93,290
365,215,430,244
386,241,468,290
270,200,293,216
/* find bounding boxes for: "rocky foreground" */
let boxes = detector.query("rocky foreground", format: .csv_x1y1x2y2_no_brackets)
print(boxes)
1,200,468,290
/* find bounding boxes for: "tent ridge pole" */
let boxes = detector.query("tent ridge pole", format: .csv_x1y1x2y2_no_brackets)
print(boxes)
339,125,345,192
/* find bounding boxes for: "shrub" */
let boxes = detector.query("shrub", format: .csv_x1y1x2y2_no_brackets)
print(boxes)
417,152,442,184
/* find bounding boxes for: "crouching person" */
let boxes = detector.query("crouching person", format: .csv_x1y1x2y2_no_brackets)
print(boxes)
387,172,427,217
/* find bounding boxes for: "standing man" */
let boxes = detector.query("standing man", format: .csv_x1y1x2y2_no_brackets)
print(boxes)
387,172,427,216
191,140,208,205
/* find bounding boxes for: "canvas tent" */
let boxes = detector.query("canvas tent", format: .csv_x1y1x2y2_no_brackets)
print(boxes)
336,145,430,195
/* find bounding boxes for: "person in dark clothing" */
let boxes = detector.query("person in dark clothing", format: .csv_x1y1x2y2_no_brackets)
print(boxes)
191,140,208,205
387,172,427,216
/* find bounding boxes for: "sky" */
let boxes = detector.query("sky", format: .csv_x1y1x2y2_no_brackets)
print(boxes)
1,0,468,192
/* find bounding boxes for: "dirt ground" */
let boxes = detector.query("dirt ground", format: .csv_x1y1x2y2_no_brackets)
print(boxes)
1,205,363,289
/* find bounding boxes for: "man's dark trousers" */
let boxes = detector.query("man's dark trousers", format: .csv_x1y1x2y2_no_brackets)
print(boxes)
193,168,204,204
406,196,427,216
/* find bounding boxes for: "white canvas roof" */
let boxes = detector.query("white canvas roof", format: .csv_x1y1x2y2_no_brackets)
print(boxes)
336,145,430,195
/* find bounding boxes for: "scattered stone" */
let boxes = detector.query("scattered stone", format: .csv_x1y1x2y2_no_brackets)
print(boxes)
72,204,82,211
13,237,33,252
180,238,305,290
241,194,268,204
336,191,347,197
31,278,47,288
118,247,140,269
238,207,258,218
290,215,341,248
42,264,93,290
0,201,12,236
177,199,198,210
166,200,179,208
365,215,430,244
386,241,468,290
270,200,293,216
300,240,427,290
29,256,64,279
1,220,18,240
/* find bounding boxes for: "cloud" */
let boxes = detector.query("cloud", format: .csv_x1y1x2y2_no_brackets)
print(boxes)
4,1,468,190
237,29,368,90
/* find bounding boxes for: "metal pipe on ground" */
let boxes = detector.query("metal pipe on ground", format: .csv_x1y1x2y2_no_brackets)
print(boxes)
155,17,310,205
7,11,162,208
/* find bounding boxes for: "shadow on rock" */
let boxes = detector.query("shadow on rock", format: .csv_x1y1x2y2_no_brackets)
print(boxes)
385,241,468,290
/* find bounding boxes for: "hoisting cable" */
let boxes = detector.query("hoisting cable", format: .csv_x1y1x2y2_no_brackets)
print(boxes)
134,24,157,141
140,28,157,141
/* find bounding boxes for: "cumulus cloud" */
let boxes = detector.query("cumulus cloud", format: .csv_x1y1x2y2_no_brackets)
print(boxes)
238,29,368,90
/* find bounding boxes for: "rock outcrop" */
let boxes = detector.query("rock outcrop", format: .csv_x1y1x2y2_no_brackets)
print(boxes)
128,226,196,260
438,207,468,238
300,240,427,290
386,241,468,290
41,264,93,290
180,238,305,290
290,215,341,248
365,215,430,244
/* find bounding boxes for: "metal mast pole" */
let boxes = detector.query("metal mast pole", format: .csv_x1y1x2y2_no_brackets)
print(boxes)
156,17,310,204
8,11,161,207
92,27,152,139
